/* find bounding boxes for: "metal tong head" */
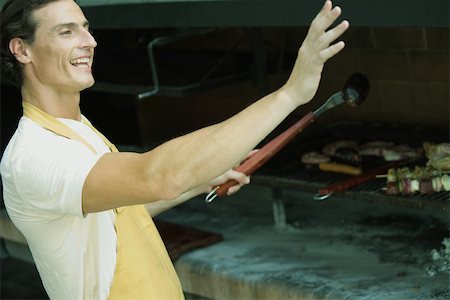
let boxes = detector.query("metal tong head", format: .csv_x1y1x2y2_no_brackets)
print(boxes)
314,72,369,117
343,72,370,107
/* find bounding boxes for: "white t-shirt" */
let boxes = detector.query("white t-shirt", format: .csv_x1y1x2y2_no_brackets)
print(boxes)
1,116,117,300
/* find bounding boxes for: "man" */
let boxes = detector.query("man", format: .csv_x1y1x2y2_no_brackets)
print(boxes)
0,0,349,299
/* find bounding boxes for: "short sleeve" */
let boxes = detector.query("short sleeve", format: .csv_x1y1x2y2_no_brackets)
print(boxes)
11,136,104,218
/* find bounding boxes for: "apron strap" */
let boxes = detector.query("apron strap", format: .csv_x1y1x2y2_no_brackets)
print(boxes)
81,117,119,153
22,101,118,154
22,102,121,214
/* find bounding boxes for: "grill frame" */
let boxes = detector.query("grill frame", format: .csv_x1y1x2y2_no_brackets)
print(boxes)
251,121,450,214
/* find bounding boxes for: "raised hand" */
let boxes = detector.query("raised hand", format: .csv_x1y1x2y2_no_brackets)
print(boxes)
281,0,349,107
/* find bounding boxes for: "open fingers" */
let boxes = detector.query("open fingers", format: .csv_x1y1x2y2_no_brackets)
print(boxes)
322,20,349,45
317,20,349,61
309,1,343,41
319,40,346,61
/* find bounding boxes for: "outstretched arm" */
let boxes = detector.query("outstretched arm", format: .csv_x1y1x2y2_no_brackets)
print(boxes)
82,1,349,213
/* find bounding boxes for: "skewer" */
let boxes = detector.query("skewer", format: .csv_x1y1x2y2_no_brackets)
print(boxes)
376,169,450,178
375,174,388,178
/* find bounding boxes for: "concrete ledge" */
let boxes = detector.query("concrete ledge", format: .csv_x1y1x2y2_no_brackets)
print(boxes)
175,258,321,300
160,185,449,300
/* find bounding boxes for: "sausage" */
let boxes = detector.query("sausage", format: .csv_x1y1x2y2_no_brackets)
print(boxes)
319,162,362,175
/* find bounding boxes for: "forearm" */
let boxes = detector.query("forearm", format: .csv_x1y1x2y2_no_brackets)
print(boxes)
145,185,207,217
145,166,251,217
141,89,298,199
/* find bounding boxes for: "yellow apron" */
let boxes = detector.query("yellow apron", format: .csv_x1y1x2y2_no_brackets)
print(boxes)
23,102,184,300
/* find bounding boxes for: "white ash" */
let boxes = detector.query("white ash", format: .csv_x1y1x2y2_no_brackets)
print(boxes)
426,237,450,276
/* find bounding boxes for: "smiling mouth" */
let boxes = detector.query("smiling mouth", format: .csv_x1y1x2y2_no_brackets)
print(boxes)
70,57,91,68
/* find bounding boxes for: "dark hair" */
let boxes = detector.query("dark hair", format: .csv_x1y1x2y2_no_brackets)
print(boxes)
0,0,62,88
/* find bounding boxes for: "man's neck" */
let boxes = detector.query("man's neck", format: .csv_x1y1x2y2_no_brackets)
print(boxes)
21,84,82,121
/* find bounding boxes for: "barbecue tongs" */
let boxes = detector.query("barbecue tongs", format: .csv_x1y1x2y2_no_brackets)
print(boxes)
205,72,369,203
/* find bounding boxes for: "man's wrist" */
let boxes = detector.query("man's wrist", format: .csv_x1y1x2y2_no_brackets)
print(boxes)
274,87,307,111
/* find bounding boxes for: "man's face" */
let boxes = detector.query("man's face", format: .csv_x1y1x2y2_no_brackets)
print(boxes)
25,0,97,92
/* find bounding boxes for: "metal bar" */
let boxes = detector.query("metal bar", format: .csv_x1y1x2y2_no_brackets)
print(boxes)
76,0,450,28
271,188,287,229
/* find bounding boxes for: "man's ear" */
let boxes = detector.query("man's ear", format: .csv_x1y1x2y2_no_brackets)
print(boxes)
9,37,31,64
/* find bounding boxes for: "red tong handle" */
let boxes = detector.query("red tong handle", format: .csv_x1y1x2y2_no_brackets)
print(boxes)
315,162,399,200
214,111,317,198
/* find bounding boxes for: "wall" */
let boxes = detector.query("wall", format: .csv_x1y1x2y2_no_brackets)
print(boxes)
312,27,449,128
132,26,449,147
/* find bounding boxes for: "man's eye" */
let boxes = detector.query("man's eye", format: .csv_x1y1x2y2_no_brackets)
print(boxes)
60,30,72,36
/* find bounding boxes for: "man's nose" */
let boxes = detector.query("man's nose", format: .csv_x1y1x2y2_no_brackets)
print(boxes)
80,28,97,48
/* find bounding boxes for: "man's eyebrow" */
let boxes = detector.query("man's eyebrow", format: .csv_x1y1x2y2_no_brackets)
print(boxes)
51,21,90,32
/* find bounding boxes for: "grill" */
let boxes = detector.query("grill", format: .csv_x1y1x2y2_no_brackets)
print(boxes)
252,121,449,213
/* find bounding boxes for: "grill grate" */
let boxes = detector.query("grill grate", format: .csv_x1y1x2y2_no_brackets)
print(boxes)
252,122,450,213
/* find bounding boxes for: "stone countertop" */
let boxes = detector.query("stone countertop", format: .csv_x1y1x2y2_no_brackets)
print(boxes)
157,185,450,300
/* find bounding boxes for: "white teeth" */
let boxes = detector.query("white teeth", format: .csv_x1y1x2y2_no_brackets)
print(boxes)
70,57,90,66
